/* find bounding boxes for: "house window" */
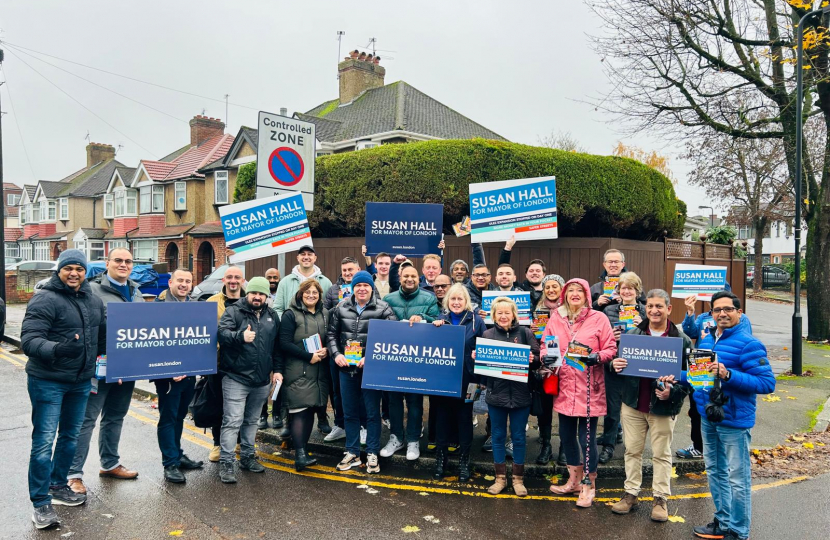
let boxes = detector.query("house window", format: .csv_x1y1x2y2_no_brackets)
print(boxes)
5,243,20,258
20,242,32,260
59,198,69,220
175,182,186,210
738,226,752,240
20,204,26,225
108,240,127,252
7,194,20,206
140,185,164,213
34,241,49,260
89,241,105,262
75,239,86,256
126,189,137,215
131,239,158,261
215,171,229,204
115,190,125,217
104,193,114,219
32,204,41,223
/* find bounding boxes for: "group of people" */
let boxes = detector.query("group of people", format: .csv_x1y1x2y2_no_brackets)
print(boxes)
22,241,773,540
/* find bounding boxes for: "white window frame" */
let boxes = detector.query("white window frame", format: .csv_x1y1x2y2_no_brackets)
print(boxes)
7,194,20,206
5,242,20,258
126,189,137,215
214,171,229,205
34,241,49,260
89,241,105,262
131,239,158,262
104,194,114,219
108,240,128,252
20,242,32,261
59,198,69,220
356,140,379,150
20,204,27,225
32,204,41,223
174,181,186,210
140,185,164,214
75,239,87,257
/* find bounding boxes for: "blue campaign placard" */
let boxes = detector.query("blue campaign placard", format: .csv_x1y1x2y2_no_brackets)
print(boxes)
106,302,219,382
671,263,728,300
365,202,444,257
618,333,683,380
362,319,465,397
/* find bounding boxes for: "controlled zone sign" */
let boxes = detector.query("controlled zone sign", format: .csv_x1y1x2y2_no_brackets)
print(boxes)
362,320,465,397
219,192,312,264
469,176,557,243
671,263,728,301
364,202,443,257
106,302,218,382
256,111,315,210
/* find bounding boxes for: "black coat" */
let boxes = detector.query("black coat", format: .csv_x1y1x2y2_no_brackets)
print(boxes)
22,273,106,383
218,298,281,387
276,297,331,410
482,322,540,409
438,310,486,392
326,293,397,374
590,268,647,311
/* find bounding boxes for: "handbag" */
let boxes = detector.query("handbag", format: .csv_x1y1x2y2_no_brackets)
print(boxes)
189,373,224,428
543,373,559,396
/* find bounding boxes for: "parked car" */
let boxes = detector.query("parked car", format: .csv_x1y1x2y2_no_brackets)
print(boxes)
192,264,246,301
6,260,58,272
746,265,791,288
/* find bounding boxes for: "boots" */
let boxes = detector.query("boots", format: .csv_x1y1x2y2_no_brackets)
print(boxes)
487,463,508,495
511,463,527,497
433,448,448,480
576,472,597,508
458,452,472,483
550,465,583,494
294,449,317,472
536,425,553,465
556,444,567,466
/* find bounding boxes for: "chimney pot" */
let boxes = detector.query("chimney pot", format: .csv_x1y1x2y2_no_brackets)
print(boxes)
366,54,373,62
350,50,360,59
358,52,367,61
374,56,381,64
280,107,288,116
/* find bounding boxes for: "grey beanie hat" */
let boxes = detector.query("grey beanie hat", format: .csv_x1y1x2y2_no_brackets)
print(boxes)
541,274,565,287
57,249,88,271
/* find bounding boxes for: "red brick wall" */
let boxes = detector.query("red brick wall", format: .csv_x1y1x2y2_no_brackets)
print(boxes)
37,223,56,237
50,240,67,260
23,224,39,238
138,214,165,235
192,237,227,282
113,217,139,237
158,238,189,272
4,270,53,303
189,115,225,146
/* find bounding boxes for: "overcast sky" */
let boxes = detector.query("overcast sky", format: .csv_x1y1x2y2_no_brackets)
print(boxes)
0,0,712,214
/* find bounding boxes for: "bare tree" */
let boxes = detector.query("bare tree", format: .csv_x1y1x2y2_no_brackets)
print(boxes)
588,0,830,340
538,130,587,153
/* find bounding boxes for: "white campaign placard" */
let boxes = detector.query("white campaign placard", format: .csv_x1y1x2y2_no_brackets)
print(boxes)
256,111,316,210
469,176,557,243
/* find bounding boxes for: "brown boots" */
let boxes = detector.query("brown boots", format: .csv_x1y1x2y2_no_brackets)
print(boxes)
511,464,527,497
487,463,508,494
549,465,583,494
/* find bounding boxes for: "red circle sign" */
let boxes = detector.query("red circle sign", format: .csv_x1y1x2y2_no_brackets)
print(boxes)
268,147,304,187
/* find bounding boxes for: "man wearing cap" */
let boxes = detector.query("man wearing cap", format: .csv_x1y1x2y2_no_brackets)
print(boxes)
217,277,283,484
22,249,106,529
273,246,332,318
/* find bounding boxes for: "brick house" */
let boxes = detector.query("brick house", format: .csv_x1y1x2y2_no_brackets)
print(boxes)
4,182,25,260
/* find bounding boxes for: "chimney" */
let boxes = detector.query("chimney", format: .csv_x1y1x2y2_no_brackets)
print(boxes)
280,107,288,116
338,53,386,104
189,115,225,147
86,142,116,167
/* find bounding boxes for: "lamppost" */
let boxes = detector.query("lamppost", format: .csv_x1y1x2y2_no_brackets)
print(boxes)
698,205,715,228
792,5,830,376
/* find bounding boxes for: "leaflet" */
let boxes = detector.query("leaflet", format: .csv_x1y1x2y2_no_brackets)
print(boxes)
345,340,363,366
564,341,592,372
688,349,717,390
618,305,639,331
271,379,282,401
338,284,353,302
531,310,549,340
95,355,107,380
603,277,620,297
303,334,323,353
452,216,472,237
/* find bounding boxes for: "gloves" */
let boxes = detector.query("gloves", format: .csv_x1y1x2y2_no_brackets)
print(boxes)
584,353,600,367
56,339,85,359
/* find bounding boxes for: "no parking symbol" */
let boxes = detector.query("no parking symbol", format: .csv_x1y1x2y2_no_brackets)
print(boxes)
268,147,304,186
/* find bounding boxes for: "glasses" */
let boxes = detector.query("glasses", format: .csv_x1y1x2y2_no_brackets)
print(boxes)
434,284,450,289
110,258,133,265
712,307,737,314
605,260,623,265
472,273,490,278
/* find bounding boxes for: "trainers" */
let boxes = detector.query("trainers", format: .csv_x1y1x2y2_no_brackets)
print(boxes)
382,418,391,430
240,456,265,473
406,442,420,461
447,445,459,454
427,442,437,452
336,452,361,471
324,425,346,442
380,434,405,457
676,444,703,459
272,416,284,429
651,497,668,522
257,415,268,429
31,504,59,529
49,485,86,506
219,462,237,484
598,445,615,464
360,427,367,446
482,435,493,452
611,493,639,514
366,453,380,474
693,518,726,539
472,416,479,428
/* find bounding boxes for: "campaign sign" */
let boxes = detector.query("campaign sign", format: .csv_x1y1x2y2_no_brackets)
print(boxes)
220,193,312,264
481,290,532,325
362,320,465,397
618,334,683,380
469,176,557,243
106,302,218,382
671,263,727,301
474,337,530,382
365,202,443,257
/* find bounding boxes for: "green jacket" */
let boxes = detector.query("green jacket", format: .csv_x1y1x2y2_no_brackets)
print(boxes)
620,320,691,417
383,286,440,322
272,267,333,318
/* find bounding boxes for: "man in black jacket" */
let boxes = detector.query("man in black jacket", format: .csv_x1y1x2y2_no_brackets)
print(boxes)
22,249,106,529
590,249,646,310
217,277,282,484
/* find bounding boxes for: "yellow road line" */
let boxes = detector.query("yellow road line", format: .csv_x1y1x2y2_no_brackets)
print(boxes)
0,350,26,368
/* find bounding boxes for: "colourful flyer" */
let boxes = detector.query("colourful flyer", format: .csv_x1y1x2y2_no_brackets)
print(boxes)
603,277,620,296
564,341,590,372
453,216,472,237
338,284,353,302
688,350,717,390
618,305,639,330
345,340,363,366
531,310,549,340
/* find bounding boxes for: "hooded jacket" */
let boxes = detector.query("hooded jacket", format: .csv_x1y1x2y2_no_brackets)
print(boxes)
590,268,646,311
326,292,397,374
276,296,331,409
438,309,487,392
482,320,540,409
541,278,617,417
22,273,106,383
218,297,282,387
384,286,440,322
273,265,333,317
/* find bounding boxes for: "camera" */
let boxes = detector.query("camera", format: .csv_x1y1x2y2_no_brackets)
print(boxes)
705,377,729,423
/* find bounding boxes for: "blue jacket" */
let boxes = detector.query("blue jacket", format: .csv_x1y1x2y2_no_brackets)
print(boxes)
438,309,486,392
683,312,752,344
688,323,775,429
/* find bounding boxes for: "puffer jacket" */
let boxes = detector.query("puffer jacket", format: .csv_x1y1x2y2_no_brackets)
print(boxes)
22,273,106,383
689,321,775,429
276,297,331,409
326,293,397,374
465,280,497,312
438,310,486,392
621,320,691,416
89,273,144,315
542,278,617,417
682,311,753,344
218,297,281,387
384,286,440,322
482,321,540,409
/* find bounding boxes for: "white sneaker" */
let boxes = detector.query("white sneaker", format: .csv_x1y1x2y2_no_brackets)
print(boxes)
380,434,405,457
336,452,361,471
324,425,346,442
472,416,479,428
406,442,420,461
366,453,380,474
360,427,367,446
382,418,391,429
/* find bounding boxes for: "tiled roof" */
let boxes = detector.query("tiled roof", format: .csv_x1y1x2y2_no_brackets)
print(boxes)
140,160,177,181
3,183,23,191
4,228,22,241
129,224,194,239
114,166,136,184
68,160,124,197
57,166,89,183
199,127,254,173
24,185,36,199
6,206,19,217
19,232,39,241
241,126,258,147
79,227,108,239
38,181,66,198
300,81,506,143
158,143,191,163
40,232,68,241
140,134,234,182
188,221,222,236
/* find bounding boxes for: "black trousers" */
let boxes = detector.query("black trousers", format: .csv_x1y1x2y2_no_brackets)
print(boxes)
433,396,473,454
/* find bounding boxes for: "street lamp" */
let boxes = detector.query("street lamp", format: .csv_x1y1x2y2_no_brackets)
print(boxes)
792,5,830,375
698,205,715,228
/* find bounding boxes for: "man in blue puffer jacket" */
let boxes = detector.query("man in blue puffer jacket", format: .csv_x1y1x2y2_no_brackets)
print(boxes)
689,291,775,540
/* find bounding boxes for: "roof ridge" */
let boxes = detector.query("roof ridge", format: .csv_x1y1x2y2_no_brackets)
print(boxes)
196,134,234,170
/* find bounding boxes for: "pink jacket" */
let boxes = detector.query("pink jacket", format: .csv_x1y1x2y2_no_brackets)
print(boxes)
540,278,617,418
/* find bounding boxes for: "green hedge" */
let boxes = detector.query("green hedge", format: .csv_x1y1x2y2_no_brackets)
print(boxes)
306,139,684,239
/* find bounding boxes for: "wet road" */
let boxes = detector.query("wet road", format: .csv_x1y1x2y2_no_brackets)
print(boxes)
2,351,827,539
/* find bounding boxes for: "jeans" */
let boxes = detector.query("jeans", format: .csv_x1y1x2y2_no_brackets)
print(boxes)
339,371,381,455
620,404,676,498
154,378,196,468
434,397,473,454
560,414,599,472
702,418,753,539
488,405,530,465
329,360,345,428
388,392,424,443
219,377,270,463
69,379,135,478
27,376,91,508
599,369,624,448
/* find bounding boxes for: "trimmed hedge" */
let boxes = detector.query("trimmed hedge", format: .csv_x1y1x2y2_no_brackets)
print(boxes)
307,139,684,240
